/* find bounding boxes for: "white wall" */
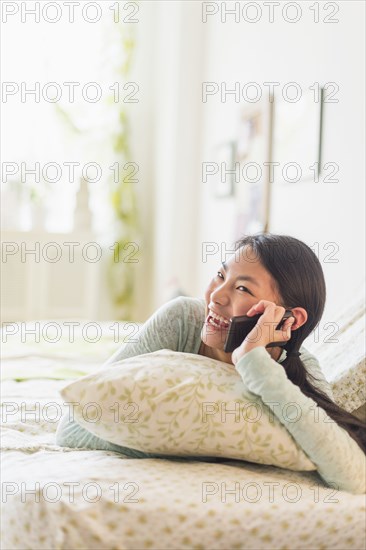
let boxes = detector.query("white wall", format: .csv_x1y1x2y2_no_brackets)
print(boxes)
4,1,363,324
193,0,365,326
133,1,364,325
133,1,207,313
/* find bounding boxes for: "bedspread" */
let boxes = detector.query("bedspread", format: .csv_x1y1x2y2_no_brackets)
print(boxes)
1,377,365,550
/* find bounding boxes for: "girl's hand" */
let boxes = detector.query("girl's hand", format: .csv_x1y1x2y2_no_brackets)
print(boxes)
232,300,295,365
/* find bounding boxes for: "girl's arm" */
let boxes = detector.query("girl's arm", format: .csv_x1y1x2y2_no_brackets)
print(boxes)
102,296,200,366
235,346,366,494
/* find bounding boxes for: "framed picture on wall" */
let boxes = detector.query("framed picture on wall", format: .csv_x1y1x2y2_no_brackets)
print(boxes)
271,88,324,184
233,99,274,239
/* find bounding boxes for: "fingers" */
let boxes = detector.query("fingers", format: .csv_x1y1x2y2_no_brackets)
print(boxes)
246,300,275,316
247,300,294,344
247,300,285,324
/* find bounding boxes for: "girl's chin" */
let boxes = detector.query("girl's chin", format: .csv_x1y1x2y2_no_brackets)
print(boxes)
201,326,228,346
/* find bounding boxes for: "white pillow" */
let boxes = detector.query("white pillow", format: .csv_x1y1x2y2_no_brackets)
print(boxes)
60,350,316,471
306,290,366,412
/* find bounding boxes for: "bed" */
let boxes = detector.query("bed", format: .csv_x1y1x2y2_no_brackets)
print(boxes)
1,310,365,550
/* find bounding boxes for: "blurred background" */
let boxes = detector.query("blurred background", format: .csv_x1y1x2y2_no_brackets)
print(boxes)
1,0,365,330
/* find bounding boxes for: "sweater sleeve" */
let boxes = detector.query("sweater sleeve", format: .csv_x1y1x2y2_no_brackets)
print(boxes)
235,346,366,494
102,296,204,366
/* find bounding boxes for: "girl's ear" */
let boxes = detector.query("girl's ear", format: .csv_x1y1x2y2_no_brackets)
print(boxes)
290,307,308,330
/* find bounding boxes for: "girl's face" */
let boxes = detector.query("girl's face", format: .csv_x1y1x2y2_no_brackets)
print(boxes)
201,246,281,360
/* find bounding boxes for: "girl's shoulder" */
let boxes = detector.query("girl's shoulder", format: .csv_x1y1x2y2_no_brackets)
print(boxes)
162,295,206,322
149,296,205,353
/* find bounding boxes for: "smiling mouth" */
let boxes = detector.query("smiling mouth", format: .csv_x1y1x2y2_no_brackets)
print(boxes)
206,314,230,330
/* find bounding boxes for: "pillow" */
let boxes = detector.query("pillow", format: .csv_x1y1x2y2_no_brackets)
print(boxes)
60,350,316,472
305,288,365,413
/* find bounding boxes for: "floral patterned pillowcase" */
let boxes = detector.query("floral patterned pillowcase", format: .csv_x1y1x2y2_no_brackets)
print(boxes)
60,349,316,472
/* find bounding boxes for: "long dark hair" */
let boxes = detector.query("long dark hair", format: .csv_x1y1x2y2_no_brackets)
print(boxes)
234,233,366,454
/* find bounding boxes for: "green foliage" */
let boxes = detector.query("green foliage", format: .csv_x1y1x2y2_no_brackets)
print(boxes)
53,14,141,320
107,19,140,320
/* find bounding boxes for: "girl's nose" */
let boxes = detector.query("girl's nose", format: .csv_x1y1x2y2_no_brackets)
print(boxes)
211,287,229,305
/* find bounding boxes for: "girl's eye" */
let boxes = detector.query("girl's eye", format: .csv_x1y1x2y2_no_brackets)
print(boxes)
237,286,250,293
216,271,252,294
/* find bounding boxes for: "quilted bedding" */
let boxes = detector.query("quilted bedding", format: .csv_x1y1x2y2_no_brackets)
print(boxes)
1,323,365,549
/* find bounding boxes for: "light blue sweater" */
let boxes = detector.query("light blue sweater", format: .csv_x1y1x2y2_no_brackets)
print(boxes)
56,296,366,493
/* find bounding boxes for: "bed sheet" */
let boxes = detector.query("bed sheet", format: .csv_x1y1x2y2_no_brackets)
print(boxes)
1,377,365,549
1,320,137,381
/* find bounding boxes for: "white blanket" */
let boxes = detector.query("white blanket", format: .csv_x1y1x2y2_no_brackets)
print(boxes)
1,377,365,550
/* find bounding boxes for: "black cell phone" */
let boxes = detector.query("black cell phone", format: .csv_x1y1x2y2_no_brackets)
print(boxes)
224,309,294,353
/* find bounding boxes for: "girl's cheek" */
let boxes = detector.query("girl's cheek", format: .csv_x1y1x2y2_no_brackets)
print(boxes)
205,280,216,300
232,297,258,318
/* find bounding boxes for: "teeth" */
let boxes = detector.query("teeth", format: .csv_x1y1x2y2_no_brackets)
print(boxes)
209,310,230,327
